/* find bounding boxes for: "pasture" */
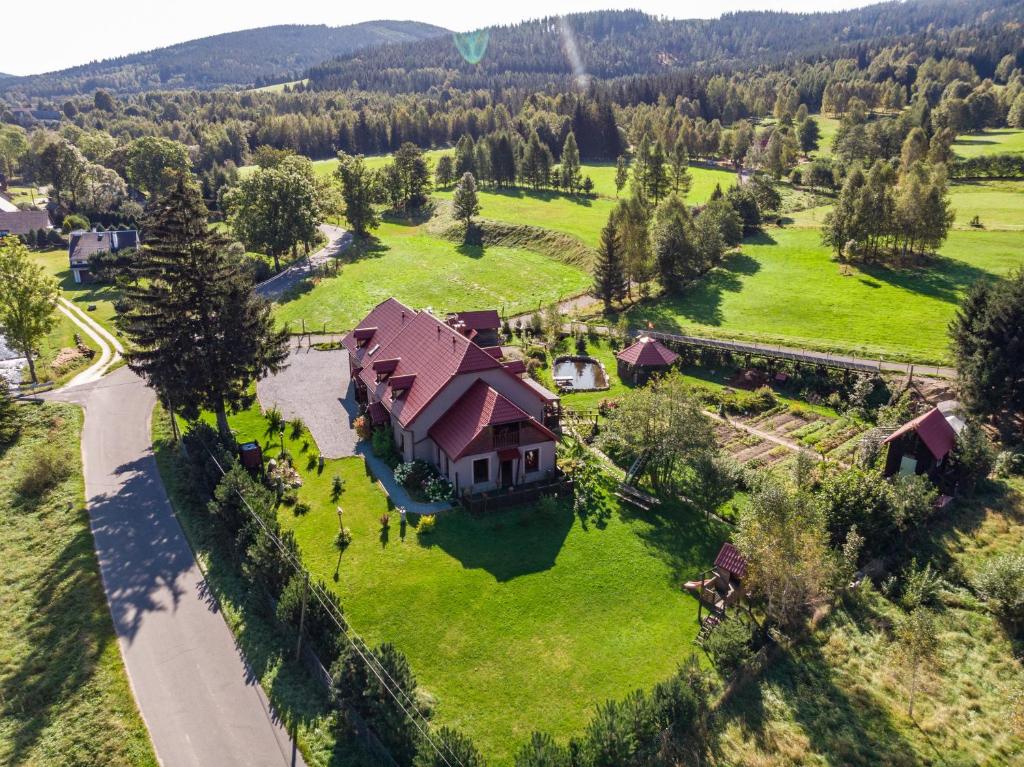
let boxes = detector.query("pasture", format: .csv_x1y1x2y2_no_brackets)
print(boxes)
953,127,1024,158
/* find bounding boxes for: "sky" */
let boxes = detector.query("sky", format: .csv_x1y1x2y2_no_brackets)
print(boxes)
1,0,878,77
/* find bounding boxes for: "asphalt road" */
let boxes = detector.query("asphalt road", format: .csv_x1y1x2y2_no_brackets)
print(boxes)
256,223,351,301
47,367,305,767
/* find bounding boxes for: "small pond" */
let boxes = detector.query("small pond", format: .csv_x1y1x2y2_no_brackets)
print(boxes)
552,355,609,392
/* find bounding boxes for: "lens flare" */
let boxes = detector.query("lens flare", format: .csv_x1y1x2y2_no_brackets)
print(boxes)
557,16,589,90
453,30,490,65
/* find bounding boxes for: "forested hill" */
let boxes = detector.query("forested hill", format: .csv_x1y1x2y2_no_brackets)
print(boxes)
307,1,1024,92
0,21,449,99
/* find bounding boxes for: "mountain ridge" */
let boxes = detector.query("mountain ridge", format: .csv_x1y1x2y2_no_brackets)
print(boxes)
0,20,450,98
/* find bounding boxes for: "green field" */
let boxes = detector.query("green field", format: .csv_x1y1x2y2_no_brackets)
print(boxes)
1,403,156,767
30,248,122,338
947,179,1024,230
274,219,590,331
198,401,726,766
953,127,1024,158
619,227,1024,363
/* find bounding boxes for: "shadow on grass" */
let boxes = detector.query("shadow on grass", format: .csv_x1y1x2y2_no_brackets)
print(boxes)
416,503,574,582
486,186,595,208
860,254,996,305
716,600,918,765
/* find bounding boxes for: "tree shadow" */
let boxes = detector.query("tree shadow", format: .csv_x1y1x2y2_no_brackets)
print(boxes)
416,504,574,582
860,255,998,305
485,185,595,207
716,627,919,765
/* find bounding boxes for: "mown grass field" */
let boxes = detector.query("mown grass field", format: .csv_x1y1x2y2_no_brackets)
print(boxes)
953,127,1024,158
617,227,1024,363
716,479,1024,766
30,248,122,338
199,401,726,766
0,403,156,767
273,219,590,331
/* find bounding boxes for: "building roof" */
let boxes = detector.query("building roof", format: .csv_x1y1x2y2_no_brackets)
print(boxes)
0,210,51,236
715,542,748,579
883,407,957,462
357,310,504,428
616,336,680,368
341,297,415,367
0,195,19,213
448,310,501,332
429,380,557,460
68,229,139,264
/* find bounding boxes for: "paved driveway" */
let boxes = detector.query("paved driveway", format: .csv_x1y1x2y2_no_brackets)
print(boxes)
256,224,350,301
256,342,358,459
46,367,304,767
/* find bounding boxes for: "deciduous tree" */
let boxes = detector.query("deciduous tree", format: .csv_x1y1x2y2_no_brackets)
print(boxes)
0,236,58,384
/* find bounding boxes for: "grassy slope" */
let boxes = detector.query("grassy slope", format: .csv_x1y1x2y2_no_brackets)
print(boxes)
210,401,727,766
273,219,590,331
622,227,1024,364
33,310,101,385
30,248,122,338
0,403,156,767
716,480,1024,766
953,127,1024,158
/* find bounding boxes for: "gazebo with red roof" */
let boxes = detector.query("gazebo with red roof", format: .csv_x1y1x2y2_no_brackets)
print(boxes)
615,336,680,385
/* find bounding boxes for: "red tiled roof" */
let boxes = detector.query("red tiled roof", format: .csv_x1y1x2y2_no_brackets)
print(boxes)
450,310,501,331
882,407,956,461
502,359,527,375
429,380,557,460
616,337,680,367
358,311,503,428
715,542,748,578
482,346,504,359
341,298,415,365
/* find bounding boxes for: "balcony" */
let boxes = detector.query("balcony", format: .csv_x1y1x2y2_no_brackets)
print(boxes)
491,424,521,450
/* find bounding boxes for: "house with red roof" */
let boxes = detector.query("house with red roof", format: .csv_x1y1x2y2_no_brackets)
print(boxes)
882,405,964,481
615,336,680,385
343,299,561,495
445,310,502,347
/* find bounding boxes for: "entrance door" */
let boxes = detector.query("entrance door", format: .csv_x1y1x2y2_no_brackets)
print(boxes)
500,459,514,488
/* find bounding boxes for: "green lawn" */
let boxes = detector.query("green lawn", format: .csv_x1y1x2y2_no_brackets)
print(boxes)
33,311,100,385
30,248,122,339
619,227,1024,363
953,127,1024,158
810,114,842,159
273,219,590,331
205,401,726,765
947,179,1024,230
1,403,156,767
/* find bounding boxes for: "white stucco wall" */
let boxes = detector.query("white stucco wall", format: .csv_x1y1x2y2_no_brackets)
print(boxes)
448,439,555,495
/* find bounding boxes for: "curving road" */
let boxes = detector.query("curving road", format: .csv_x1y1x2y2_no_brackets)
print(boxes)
46,361,305,764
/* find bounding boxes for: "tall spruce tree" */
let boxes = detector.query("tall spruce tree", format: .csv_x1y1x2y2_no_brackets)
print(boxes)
592,216,627,311
452,172,480,230
122,177,289,438
560,132,582,193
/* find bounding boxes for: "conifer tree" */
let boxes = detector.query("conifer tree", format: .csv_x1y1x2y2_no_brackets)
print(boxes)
670,135,692,196
122,177,289,438
653,196,699,293
592,216,627,311
559,132,582,193
614,155,628,196
452,172,480,230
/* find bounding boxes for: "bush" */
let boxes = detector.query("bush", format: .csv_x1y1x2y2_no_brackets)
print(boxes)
704,618,755,677
334,527,352,550
247,526,300,599
994,450,1024,478
15,443,72,497
278,573,345,664
62,213,89,233
182,421,234,497
353,415,373,440
394,459,436,491
293,500,311,516
524,345,548,365
951,420,996,490
899,559,944,611
371,427,399,467
423,476,453,502
415,727,484,767
973,553,1024,626
417,515,437,536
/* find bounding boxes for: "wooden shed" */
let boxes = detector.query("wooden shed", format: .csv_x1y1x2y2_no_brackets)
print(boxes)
615,336,680,386
882,407,958,482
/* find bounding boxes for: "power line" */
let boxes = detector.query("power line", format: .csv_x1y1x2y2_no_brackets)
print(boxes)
198,438,462,767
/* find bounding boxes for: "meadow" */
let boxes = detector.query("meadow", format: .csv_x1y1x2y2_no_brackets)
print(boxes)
30,248,122,338
274,219,590,331
617,227,1024,363
0,404,156,767
953,127,1024,158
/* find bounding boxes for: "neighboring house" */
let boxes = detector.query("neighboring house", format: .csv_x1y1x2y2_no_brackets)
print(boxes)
0,209,52,237
882,404,964,482
0,194,19,213
68,229,139,283
445,309,502,348
616,336,680,386
343,298,562,496
10,107,62,128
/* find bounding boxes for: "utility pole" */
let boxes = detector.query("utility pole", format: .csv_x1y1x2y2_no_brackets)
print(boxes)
295,573,309,662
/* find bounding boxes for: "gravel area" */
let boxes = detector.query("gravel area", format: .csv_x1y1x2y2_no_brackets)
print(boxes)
256,342,358,458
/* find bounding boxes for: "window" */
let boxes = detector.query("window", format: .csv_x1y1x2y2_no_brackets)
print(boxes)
524,448,540,474
473,457,489,484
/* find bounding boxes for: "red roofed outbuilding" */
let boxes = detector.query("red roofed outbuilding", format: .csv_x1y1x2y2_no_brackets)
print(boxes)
342,299,561,495
615,336,680,385
882,406,961,482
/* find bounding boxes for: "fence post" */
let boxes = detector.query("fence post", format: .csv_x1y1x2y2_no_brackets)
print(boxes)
295,573,309,662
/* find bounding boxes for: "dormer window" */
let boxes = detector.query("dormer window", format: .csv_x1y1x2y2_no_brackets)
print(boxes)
372,357,400,382
388,374,416,398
